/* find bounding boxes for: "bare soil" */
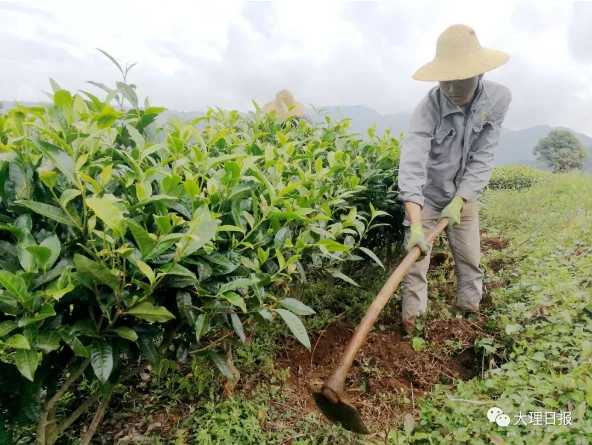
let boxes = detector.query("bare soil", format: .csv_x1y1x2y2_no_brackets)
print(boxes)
273,311,488,431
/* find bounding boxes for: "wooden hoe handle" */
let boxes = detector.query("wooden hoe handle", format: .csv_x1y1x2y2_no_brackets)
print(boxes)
321,218,449,401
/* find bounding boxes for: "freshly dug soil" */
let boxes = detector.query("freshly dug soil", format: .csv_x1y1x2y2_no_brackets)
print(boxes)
274,312,487,429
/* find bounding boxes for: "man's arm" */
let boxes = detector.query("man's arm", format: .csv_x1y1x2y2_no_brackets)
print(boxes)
398,95,438,224
455,89,512,201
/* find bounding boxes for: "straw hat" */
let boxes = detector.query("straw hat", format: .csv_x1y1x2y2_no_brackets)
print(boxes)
413,24,509,82
262,89,306,117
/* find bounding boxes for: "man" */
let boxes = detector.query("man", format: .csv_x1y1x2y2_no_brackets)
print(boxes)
398,24,512,335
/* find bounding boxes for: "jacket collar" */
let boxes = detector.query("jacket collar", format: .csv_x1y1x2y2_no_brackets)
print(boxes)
440,81,492,117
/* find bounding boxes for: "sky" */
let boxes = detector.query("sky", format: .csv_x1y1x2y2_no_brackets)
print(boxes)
2,0,592,134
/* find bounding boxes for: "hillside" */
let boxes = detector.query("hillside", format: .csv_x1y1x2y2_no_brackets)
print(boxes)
315,106,592,172
3,101,591,171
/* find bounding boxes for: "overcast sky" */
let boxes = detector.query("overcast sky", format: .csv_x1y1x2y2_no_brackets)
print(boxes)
2,1,592,134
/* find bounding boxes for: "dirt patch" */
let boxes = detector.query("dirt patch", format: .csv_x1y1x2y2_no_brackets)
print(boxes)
428,251,452,272
98,408,185,443
481,236,508,251
574,246,586,256
274,314,487,430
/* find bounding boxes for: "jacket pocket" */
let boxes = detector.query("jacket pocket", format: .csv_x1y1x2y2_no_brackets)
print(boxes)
469,119,493,152
431,125,455,163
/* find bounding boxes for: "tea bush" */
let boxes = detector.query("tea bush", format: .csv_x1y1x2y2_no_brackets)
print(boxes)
0,53,402,444
487,165,549,191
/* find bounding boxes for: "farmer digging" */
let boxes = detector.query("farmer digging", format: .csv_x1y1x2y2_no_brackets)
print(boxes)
398,24,512,335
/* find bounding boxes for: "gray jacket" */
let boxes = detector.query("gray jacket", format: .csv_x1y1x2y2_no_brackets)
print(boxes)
398,80,512,212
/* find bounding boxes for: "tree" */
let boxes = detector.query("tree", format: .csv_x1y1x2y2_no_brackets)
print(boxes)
533,130,588,173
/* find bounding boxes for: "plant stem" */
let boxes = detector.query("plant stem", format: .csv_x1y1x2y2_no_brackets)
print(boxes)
53,390,102,439
52,323,184,443
78,385,114,445
37,358,91,445
189,331,235,355
50,189,84,231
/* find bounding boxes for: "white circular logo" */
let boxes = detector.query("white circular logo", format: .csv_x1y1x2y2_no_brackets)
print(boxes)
487,407,504,423
496,414,511,427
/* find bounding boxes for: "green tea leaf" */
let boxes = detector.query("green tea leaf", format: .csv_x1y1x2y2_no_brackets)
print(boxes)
358,247,385,270
113,327,138,342
77,172,101,194
17,229,37,273
176,291,193,319
274,226,292,249
36,332,61,353
15,349,38,381
126,301,175,323
85,197,126,235
25,246,52,268
0,270,28,301
154,216,172,235
91,340,113,383
40,235,61,271
231,313,246,342
138,336,160,367
176,206,219,259
96,49,124,76
99,164,113,186
116,82,139,109
209,351,234,381
74,254,119,290
39,171,57,189
317,239,350,252
18,304,56,327
60,331,90,357
223,292,247,313
45,285,76,302
328,268,358,287
72,319,98,337
34,140,76,185
278,298,315,316
0,320,18,337
0,296,21,316
218,278,259,295
157,263,196,278
274,308,311,350
125,124,145,150
6,334,30,349
136,260,155,285
194,314,206,342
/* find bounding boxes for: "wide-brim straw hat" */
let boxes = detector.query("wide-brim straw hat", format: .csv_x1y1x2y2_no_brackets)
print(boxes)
262,89,306,117
413,24,510,82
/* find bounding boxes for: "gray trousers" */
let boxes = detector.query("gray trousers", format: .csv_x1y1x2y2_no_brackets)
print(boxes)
402,202,482,325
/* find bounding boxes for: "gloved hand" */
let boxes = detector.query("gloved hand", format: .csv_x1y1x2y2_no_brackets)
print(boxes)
440,196,465,227
406,222,429,256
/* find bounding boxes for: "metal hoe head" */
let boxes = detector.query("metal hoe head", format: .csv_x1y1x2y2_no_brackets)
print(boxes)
312,389,370,435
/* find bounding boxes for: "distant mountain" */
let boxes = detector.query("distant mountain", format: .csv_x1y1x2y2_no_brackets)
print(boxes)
313,105,592,172
3,101,591,172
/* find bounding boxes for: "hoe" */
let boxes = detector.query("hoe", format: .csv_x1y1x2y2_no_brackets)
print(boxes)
312,218,449,434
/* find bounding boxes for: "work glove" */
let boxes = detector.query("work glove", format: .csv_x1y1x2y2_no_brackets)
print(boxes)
439,196,465,227
406,222,429,257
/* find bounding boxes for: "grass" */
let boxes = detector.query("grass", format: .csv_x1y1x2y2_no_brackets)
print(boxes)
379,173,592,444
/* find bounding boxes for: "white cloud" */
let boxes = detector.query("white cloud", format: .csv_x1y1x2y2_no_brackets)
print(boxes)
2,1,592,134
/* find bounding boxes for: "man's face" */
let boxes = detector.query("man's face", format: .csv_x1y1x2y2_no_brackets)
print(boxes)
439,76,480,107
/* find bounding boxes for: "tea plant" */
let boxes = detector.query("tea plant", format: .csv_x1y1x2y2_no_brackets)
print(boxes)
0,52,402,444
486,165,550,191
